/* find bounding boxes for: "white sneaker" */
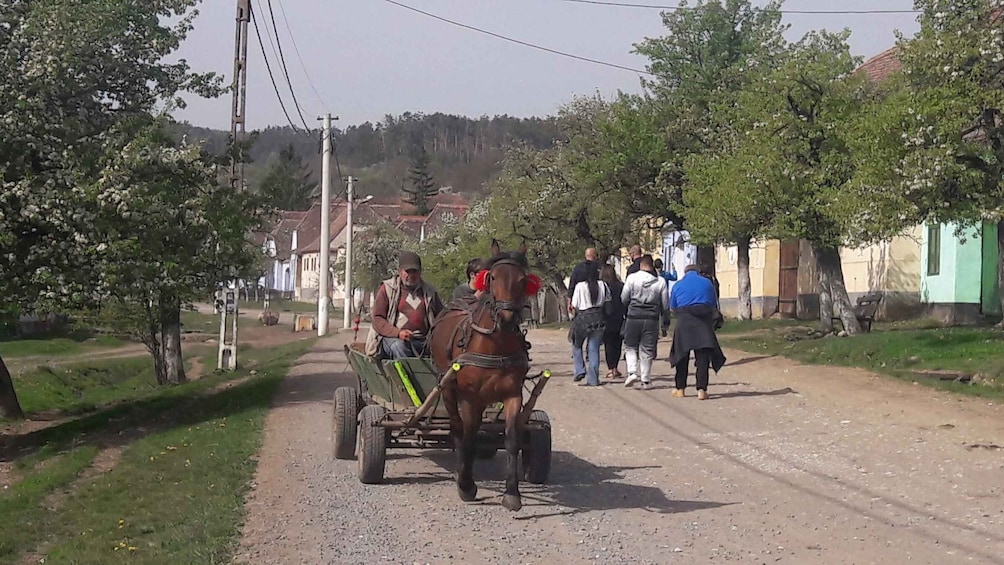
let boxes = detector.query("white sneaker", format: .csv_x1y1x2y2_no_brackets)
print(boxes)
624,374,639,387
640,380,651,390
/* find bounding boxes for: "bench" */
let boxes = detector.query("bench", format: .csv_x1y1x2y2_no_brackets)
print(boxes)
832,293,882,333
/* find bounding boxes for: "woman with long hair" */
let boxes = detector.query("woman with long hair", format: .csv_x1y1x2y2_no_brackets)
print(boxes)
600,264,625,379
569,261,610,386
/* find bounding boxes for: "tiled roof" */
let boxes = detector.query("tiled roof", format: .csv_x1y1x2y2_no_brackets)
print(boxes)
855,46,901,83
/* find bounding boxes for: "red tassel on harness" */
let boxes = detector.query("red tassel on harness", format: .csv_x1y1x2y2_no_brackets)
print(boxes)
525,274,542,296
474,269,490,292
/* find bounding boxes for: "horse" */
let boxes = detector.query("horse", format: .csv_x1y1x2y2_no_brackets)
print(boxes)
428,239,536,511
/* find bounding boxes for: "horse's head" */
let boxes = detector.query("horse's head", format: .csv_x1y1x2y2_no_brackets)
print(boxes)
484,239,530,325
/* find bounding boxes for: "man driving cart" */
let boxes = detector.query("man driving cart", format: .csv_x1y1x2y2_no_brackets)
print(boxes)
365,251,446,360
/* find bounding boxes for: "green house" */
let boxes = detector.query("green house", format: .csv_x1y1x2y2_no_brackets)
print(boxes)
920,221,1001,324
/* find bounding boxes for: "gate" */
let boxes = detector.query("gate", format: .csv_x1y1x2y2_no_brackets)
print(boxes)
778,240,799,317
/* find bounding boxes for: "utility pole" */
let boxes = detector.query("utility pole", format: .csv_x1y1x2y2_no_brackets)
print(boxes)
219,0,251,371
318,114,333,336
343,176,355,330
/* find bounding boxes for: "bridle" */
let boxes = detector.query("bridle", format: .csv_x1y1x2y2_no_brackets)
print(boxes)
474,259,526,335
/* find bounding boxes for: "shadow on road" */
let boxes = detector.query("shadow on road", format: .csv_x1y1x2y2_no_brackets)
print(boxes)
712,387,797,399
726,355,777,367
390,449,736,518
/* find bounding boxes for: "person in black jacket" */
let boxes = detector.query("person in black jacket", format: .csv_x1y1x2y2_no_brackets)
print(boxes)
599,264,625,379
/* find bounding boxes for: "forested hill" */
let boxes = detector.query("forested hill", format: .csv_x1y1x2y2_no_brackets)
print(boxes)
175,112,561,198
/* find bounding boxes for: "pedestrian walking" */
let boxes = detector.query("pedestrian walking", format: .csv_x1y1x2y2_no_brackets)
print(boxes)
569,261,610,387
668,265,727,400
600,264,625,380
621,255,666,390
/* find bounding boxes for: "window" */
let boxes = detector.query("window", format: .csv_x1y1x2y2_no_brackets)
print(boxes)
927,224,941,276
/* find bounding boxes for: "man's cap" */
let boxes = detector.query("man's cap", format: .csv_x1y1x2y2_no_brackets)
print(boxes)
399,251,422,271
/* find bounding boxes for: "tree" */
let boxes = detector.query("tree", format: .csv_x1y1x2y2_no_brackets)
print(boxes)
735,31,873,333
632,0,790,273
337,221,412,295
0,0,222,417
683,136,784,319
404,146,437,215
857,0,1004,324
90,121,267,385
257,144,317,210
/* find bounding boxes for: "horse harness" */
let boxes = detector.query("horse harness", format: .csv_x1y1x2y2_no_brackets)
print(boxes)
434,259,531,371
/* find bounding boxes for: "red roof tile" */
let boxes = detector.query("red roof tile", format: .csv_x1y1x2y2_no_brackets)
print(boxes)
855,46,901,83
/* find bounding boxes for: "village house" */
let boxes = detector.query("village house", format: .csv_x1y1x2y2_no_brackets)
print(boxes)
289,193,469,305
711,46,1000,323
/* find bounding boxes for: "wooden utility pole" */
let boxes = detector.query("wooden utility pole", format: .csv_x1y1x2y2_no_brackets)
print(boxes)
218,0,251,372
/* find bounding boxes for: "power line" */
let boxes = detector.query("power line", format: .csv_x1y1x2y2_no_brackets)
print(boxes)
250,5,300,131
555,0,920,14
380,0,654,76
266,0,312,130
275,0,330,112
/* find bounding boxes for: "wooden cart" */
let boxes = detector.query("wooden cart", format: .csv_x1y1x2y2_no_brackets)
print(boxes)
333,344,553,485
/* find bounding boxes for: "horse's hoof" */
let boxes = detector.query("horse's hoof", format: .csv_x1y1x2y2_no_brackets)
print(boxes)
458,484,478,502
501,494,523,511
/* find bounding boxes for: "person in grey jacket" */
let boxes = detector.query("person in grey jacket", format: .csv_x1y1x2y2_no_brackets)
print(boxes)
621,255,667,389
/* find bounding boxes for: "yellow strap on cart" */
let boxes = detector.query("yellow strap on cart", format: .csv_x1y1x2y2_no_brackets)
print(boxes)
393,361,423,407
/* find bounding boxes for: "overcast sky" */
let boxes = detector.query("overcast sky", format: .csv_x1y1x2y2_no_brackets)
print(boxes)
173,0,921,130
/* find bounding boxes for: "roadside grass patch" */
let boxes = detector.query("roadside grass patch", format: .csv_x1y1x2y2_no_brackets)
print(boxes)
0,446,99,561
721,325,1004,396
0,332,127,358
1,338,315,564
10,348,213,418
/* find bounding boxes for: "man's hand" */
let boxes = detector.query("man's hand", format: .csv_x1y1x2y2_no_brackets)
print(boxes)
398,329,414,341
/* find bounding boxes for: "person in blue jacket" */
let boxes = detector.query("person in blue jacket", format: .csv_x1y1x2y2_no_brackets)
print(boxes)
667,265,726,400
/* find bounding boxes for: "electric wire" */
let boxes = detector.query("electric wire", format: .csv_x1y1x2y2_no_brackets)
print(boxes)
275,0,330,112
380,0,654,75
250,4,300,131
555,0,920,14
266,0,312,130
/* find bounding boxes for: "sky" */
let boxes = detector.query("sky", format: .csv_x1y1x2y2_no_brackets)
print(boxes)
172,0,921,130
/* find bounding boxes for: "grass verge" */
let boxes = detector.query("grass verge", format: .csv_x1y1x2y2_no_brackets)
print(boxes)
720,324,1004,397
0,337,316,564
0,446,100,561
10,347,214,418
0,332,127,359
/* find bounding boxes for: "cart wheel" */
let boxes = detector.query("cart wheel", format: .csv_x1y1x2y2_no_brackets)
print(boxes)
332,387,358,460
357,405,388,484
522,410,551,484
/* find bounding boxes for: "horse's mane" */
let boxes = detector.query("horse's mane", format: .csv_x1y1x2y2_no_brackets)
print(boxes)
486,251,529,270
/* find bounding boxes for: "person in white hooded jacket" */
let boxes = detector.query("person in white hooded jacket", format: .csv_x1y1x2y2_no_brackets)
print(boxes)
620,255,667,389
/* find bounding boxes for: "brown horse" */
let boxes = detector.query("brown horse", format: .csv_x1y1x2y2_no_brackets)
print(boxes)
429,239,532,511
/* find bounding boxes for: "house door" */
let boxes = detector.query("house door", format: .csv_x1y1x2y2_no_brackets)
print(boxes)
778,240,799,317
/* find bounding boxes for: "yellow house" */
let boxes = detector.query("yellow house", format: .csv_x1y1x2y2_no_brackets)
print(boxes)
714,227,923,320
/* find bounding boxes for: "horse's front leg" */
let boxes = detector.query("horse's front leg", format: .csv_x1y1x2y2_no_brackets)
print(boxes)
456,398,482,502
501,395,523,511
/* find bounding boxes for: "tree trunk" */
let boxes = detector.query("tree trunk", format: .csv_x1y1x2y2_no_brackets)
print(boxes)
736,236,753,320
998,220,1004,328
162,301,187,385
813,243,861,335
551,274,570,323
0,353,25,420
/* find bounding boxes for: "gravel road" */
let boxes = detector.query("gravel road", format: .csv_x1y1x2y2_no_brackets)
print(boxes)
235,329,1004,565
